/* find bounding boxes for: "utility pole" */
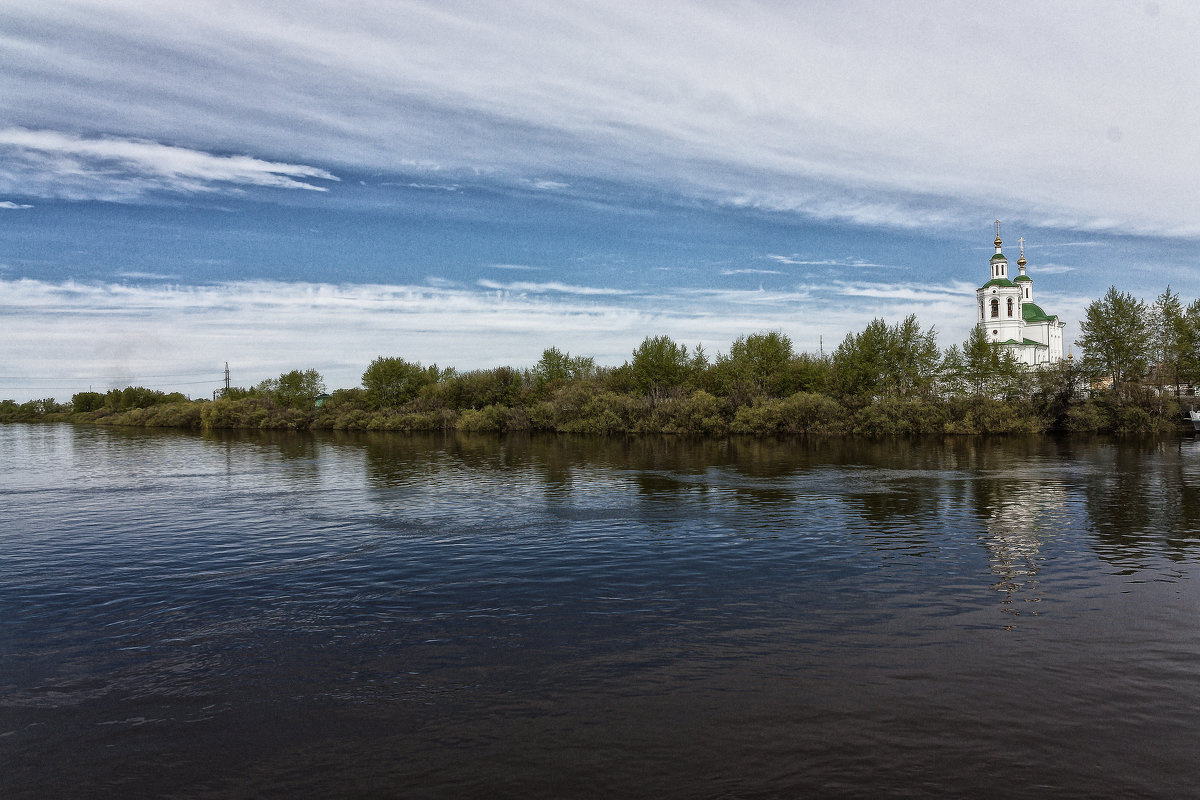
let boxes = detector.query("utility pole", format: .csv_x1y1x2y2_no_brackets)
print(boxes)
224,362,231,394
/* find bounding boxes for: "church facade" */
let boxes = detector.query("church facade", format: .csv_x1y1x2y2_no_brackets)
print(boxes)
976,223,1065,366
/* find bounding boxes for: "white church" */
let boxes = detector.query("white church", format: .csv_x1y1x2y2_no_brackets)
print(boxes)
976,222,1066,366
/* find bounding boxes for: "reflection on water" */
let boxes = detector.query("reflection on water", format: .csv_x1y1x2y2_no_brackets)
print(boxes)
3,425,1200,798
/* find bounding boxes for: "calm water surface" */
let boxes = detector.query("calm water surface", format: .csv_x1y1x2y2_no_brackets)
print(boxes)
3,425,1200,798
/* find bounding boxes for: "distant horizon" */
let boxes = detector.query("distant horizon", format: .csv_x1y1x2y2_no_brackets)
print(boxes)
4,2,1199,402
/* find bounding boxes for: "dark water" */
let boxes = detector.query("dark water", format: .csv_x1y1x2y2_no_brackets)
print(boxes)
3,425,1200,798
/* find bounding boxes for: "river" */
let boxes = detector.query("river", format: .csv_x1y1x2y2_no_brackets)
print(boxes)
3,424,1199,798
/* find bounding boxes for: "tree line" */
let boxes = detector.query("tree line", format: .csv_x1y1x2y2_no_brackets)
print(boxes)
1,285,1194,436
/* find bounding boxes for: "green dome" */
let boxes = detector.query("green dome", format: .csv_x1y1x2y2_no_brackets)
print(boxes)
1022,303,1055,323
981,278,1016,288
990,253,1008,261
1014,274,1032,282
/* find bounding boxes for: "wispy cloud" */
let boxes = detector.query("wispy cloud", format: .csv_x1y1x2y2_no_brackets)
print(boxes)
476,279,633,296
0,276,984,401
0,200,32,209
1032,264,1076,275
767,255,889,268
115,271,181,280
400,182,458,191
487,264,545,271
831,280,977,303
722,268,783,275
0,128,338,201
4,3,1198,235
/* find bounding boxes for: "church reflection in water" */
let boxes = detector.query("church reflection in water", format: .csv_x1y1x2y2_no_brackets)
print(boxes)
977,477,1068,623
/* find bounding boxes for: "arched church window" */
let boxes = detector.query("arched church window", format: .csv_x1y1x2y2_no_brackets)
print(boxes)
990,299,999,318
1007,298,1014,316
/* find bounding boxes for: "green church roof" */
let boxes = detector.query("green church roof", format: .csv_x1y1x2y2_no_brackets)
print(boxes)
1013,274,1032,282
990,253,1008,261
1022,302,1056,323
981,278,1016,288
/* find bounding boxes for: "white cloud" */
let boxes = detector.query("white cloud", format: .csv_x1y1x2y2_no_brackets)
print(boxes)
767,255,889,268
0,276,991,401
3,2,1198,235
115,271,181,280
0,128,338,200
831,280,977,303
0,200,32,209
722,269,783,275
476,279,633,296
401,182,458,191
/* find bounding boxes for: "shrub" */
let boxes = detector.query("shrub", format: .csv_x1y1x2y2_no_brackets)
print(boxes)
71,391,106,413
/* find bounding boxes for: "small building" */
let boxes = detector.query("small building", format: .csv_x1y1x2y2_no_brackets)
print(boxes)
975,222,1066,366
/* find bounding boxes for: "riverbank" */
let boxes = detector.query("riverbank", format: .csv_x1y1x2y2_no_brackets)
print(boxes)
3,389,1192,437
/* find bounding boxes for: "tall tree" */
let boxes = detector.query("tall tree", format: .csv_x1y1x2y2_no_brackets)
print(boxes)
722,331,794,395
361,357,441,408
629,335,692,400
1181,299,1200,390
532,347,595,390
1149,286,1186,393
1076,286,1149,395
945,326,1027,398
833,315,939,399
261,368,326,410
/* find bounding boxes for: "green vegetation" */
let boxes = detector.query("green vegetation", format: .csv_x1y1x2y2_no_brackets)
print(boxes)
6,283,1199,436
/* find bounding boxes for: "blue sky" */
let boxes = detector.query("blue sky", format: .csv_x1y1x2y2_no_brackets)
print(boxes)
2,1,1199,401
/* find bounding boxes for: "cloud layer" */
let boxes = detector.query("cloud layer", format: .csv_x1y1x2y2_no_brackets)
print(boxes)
0,276,999,402
0,128,337,201
2,1,1198,234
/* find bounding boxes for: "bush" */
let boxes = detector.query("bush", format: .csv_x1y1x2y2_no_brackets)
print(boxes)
105,386,170,411
71,391,106,413
851,397,949,437
100,401,204,429
943,396,1045,435
636,389,727,435
729,392,846,436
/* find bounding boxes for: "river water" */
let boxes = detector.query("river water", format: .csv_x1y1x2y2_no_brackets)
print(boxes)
3,424,1200,798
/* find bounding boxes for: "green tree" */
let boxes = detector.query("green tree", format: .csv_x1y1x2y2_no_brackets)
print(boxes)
261,368,326,410
361,357,442,408
1181,299,1200,389
1149,286,1187,394
629,335,692,400
833,315,939,399
105,386,168,411
71,391,106,412
1077,286,1149,395
532,347,596,390
944,326,1027,397
1032,356,1089,425
440,366,523,409
723,331,794,395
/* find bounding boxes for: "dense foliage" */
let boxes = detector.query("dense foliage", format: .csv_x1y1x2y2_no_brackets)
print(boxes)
5,284,1197,436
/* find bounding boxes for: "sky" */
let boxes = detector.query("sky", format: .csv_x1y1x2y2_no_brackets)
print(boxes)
2,0,1199,401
